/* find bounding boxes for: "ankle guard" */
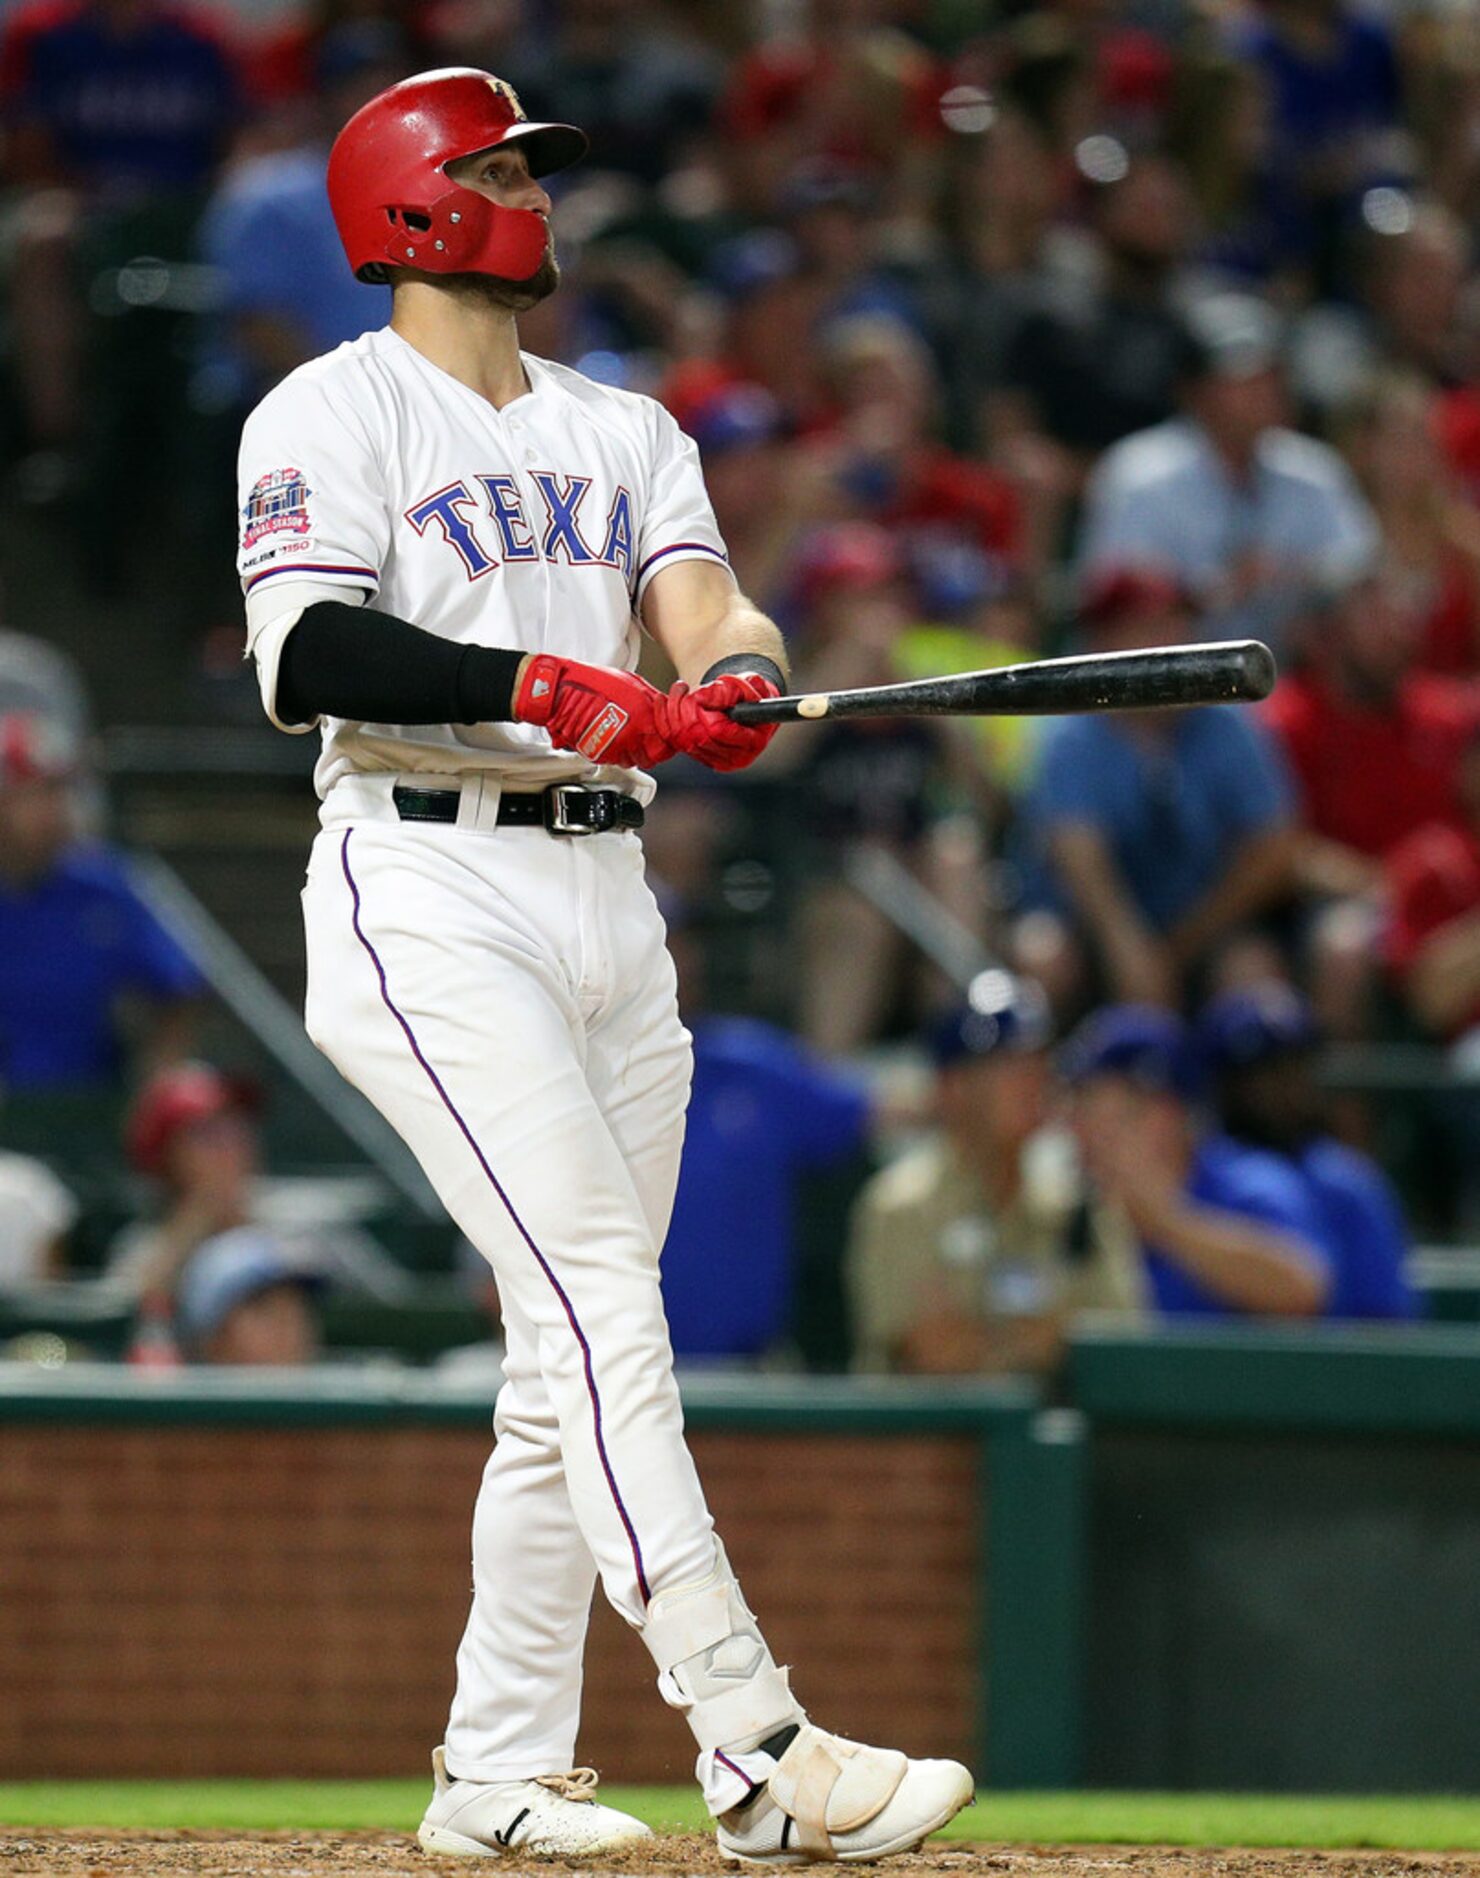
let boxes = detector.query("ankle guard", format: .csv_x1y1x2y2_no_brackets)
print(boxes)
640,1544,801,1753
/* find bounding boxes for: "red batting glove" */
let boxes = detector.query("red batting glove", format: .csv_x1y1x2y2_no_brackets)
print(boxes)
661,672,781,772
514,653,676,769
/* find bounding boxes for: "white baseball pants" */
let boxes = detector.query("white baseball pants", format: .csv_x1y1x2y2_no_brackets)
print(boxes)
301,777,795,1807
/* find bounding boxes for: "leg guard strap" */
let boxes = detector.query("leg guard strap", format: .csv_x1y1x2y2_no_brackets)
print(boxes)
640,1559,735,1673
769,1724,908,1861
659,1661,799,1754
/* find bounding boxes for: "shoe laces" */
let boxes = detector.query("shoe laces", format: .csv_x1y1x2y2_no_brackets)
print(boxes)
534,1768,600,1804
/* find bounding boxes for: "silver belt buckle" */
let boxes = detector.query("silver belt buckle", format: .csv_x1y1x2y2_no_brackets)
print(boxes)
544,783,597,835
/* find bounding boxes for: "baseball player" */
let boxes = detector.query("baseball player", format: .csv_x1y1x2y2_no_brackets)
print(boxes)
237,69,972,1864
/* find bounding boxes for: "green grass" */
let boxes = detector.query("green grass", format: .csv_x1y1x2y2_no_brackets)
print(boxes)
2,1784,1480,1849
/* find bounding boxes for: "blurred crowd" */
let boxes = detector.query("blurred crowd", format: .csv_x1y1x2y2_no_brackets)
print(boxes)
3,0,1480,1374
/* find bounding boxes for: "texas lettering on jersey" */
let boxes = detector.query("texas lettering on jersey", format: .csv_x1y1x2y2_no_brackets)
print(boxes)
405,473,634,582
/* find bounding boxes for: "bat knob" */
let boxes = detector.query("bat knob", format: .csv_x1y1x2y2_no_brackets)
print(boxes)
1236,640,1278,702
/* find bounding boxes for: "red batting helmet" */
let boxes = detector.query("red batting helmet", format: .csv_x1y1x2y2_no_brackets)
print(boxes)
328,67,588,285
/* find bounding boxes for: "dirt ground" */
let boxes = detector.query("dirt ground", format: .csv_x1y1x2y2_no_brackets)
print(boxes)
3,1836,1480,1878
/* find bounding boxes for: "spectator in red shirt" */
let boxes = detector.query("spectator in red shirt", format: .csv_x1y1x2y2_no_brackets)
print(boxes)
1265,569,1480,874
1264,566,1480,1035
719,0,942,218
1383,731,1480,1227
1436,384,1480,511
1385,730,1480,1041
1343,374,1480,676
817,312,1023,577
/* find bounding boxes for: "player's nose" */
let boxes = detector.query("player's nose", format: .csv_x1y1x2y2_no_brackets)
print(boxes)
514,173,553,216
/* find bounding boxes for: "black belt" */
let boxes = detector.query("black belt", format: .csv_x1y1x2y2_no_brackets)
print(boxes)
392,781,644,835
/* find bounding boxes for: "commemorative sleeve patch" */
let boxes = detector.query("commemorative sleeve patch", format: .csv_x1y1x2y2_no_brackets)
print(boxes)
243,467,314,549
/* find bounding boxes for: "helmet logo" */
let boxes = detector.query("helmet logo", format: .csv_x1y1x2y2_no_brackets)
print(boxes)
487,76,527,121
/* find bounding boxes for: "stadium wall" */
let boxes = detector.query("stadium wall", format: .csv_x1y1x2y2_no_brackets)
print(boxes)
2,1339,1478,1792
0,1375,1066,1785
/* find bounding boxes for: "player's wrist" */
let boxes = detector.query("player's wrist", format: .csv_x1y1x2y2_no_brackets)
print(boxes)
511,650,568,726
700,652,785,693
455,644,528,724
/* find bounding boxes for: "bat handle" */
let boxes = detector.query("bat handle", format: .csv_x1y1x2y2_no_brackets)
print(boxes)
731,697,821,724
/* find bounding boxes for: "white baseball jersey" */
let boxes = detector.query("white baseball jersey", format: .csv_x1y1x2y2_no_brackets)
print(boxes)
237,326,732,800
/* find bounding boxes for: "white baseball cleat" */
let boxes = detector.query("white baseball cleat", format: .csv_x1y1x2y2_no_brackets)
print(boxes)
716,1723,974,1864
417,1748,654,1859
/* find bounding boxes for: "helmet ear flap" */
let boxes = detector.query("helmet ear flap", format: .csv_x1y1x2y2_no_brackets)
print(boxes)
379,201,445,271
358,205,429,281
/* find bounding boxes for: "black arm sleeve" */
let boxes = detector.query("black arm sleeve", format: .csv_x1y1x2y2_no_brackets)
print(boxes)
273,600,525,727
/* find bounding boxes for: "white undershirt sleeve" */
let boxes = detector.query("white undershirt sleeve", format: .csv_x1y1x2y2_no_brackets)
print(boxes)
244,578,368,734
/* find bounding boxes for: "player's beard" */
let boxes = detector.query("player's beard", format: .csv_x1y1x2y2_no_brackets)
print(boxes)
450,244,561,313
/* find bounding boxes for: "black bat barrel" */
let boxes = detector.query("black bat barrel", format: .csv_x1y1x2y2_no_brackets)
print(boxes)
729,639,1277,725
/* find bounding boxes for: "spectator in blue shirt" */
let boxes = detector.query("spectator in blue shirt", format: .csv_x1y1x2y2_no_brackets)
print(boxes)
1199,982,1417,1319
1018,566,1297,1011
1064,1004,1333,1318
659,922,871,1360
0,712,203,1092
1078,294,1378,652
0,0,240,201
0,0,242,467
197,22,406,410
1230,0,1400,273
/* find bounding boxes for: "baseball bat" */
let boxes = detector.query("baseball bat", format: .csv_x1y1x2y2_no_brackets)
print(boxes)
728,639,1276,724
